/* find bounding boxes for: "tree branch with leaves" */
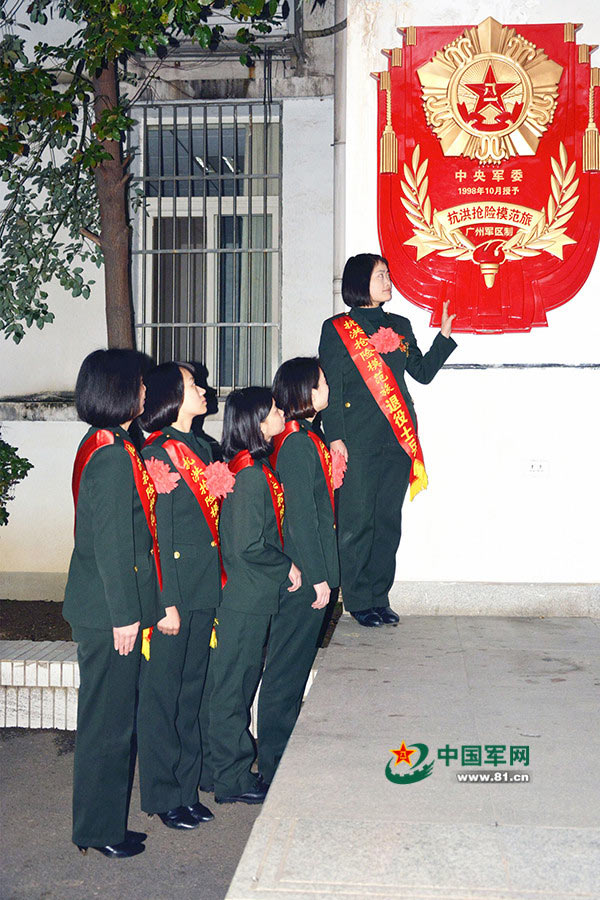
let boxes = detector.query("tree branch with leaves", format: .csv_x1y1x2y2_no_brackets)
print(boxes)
0,0,287,346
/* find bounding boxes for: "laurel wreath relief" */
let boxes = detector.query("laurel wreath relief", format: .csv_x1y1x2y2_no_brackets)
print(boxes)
401,146,473,260
401,143,579,266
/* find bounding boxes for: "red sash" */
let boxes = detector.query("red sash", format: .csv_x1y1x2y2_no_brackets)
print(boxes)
271,421,335,516
144,432,227,588
333,315,428,500
229,449,285,547
72,429,163,589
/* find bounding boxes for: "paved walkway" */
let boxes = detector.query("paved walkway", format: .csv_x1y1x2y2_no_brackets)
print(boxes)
227,615,600,900
1,729,260,899
2,615,599,899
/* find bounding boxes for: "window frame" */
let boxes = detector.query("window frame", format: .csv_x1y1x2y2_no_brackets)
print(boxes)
128,100,283,395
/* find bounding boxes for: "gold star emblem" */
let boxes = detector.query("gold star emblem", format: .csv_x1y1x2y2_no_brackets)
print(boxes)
390,742,417,766
417,17,563,163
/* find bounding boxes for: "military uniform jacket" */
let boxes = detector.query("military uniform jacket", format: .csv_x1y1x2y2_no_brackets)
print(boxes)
276,420,340,589
63,427,164,631
319,306,457,450
219,457,290,615
141,427,222,612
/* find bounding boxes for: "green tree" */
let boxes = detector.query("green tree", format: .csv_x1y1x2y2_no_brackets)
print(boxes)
0,427,33,525
0,0,287,346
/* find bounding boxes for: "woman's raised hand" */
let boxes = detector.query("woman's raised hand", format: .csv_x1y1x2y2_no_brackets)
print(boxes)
440,300,456,338
287,562,302,593
330,439,348,462
157,605,181,636
312,581,331,609
113,621,140,656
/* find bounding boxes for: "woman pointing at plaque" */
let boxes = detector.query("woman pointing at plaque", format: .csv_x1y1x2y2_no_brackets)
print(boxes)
318,253,456,627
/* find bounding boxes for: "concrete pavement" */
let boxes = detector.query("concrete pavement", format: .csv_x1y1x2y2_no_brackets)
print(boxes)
1,728,260,900
226,615,600,900
2,614,599,899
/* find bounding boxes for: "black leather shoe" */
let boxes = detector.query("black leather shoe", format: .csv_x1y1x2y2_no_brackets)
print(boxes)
257,774,270,791
350,608,383,627
155,807,200,829
126,830,147,843
185,800,214,822
372,605,400,624
215,781,268,805
77,840,145,858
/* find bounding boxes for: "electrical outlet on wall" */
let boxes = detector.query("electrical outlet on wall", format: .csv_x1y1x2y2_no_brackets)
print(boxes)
527,460,548,475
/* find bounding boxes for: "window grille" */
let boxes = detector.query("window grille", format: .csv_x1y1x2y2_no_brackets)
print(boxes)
129,100,282,395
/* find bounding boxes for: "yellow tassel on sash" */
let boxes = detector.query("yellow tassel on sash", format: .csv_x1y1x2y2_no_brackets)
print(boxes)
141,627,152,661
210,618,219,649
410,459,428,501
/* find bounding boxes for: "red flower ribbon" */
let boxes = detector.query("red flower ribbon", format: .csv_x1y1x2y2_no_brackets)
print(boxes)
145,457,181,494
331,449,347,489
369,326,408,355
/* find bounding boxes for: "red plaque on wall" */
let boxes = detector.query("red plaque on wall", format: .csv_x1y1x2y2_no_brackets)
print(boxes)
374,18,600,332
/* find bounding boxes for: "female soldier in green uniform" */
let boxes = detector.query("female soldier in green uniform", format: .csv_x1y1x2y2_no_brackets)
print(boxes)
318,253,456,627
137,362,223,830
209,388,301,804
63,349,164,858
259,357,340,784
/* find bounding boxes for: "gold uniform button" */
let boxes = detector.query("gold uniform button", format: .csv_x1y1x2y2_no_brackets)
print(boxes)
173,551,181,559
333,524,336,530
345,401,351,408
211,540,217,547
133,565,138,572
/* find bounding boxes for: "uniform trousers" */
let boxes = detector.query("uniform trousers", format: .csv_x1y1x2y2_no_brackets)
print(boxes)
337,443,411,612
137,609,214,813
257,582,327,783
209,607,271,800
197,655,215,791
71,625,141,847
208,586,328,797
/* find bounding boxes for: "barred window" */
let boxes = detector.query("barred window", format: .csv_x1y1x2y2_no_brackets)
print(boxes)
130,101,282,395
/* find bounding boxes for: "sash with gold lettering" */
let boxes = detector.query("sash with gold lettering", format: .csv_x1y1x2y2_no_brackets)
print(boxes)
229,449,285,547
72,429,163,589
270,421,335,516
144,432,227,589
333,316,428,500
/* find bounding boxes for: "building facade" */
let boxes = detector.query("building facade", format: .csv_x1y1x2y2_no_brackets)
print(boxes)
1,0,599,611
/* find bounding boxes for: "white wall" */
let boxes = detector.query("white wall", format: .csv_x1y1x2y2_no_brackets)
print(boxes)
344,0,600,584
0,261,107,396
400,369,599,582
0,421,87,573
281,96,335,358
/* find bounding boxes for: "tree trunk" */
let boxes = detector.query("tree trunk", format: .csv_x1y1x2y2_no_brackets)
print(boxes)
92,63,135,349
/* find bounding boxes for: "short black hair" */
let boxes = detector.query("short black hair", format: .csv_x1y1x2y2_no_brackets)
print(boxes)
75,349,148,427
139,361,194,432
341,253,389,307
272,357,320,421
221,387,275,461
